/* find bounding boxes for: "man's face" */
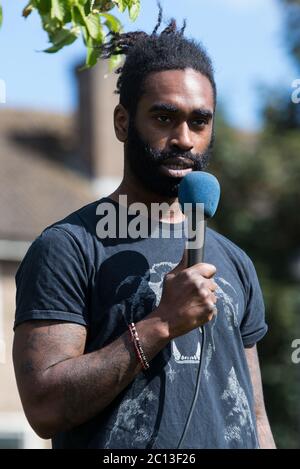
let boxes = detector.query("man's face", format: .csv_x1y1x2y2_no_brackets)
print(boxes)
125,68,215,197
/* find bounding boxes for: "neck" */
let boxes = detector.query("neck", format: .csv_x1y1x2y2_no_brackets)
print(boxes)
109,170,185,224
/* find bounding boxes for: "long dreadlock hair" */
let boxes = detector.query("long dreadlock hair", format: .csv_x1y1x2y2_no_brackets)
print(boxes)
101,4,216,115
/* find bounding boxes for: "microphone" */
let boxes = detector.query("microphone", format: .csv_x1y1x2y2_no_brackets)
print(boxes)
178,171,221,266
176,172,221,449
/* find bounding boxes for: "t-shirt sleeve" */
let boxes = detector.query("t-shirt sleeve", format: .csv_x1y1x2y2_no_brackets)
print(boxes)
240,255,268,347
14,227,89,330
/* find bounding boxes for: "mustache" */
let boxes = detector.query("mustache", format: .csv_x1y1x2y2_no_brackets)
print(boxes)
144,145,204,166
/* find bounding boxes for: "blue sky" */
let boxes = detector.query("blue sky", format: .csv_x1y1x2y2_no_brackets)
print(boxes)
0,0,297,129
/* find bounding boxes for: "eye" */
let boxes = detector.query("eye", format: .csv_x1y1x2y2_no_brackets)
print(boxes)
155,115,171,124
190,119,207,128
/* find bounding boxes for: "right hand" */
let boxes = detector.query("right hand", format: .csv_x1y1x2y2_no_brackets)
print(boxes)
155,252,217,339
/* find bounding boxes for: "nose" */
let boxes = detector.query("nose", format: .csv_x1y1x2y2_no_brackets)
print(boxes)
169,122,193,152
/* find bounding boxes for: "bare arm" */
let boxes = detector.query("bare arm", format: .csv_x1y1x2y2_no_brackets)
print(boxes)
245,345,276,449
13,316,169,439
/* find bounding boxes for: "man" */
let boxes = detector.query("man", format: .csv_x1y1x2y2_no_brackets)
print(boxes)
13,16,276,449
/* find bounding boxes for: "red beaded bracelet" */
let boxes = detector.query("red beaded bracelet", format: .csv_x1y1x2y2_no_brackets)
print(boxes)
128,322,150,370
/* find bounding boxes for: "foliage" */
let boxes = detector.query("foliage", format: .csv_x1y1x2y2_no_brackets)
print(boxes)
0,0,141,68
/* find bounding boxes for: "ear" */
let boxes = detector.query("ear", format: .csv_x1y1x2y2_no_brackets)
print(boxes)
114,104,129,142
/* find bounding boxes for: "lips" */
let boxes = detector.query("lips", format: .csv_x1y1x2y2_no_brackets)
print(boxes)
159,157,194,178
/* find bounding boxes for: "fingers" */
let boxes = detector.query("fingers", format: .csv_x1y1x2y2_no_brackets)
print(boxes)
187,262,217,278
198,290,217,308
194,277,217,297
194,299,217,326
170,251,216,279
201,299,218,321
202,278,217,292
195,280,218,317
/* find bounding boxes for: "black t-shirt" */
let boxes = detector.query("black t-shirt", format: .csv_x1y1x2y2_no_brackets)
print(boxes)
14,198,268,449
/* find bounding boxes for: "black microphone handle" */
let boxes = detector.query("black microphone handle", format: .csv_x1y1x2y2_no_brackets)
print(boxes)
187,219,207,267
178,218,207,448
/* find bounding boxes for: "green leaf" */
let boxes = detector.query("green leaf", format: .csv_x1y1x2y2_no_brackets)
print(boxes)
101,12,122,33
44,26,80,52
34,0,51,14
71,4,86,26
92,0,115,12
80,25,89,46
51,0,64,22
113,0,127,13
0,4,2,28
20,0,138,65
85,37,101,67
78,0,90,5
85,47,99,67
128,0,140,21
59,0,72,22
41,12,61,34
85,12,103,41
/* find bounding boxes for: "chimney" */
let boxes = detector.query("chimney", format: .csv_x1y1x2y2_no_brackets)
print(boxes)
75,60,123,197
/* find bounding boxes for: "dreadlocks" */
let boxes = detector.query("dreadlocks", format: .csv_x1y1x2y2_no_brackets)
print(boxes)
101,4,216,116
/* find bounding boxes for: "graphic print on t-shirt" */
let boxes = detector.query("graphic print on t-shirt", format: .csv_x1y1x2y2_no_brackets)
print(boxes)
203,276,240,381
115,262,244,374
116,261,203,365
106,261,254,448
221,367,257,446
105,260,203,448
104,385,158,448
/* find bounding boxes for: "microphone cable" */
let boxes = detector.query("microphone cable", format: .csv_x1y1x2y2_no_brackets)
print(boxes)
176,325,206,448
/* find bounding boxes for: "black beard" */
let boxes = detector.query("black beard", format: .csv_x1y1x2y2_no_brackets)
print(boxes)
125,120,214,197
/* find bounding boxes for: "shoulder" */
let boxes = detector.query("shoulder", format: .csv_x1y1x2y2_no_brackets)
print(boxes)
17,199,105,280
38,198,110,254
206,227,257,286
207,227,249,262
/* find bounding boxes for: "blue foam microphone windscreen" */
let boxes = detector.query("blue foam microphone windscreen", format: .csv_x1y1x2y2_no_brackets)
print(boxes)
178,171,221,219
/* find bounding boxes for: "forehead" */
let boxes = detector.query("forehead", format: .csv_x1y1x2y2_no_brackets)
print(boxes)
139,68,214,112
